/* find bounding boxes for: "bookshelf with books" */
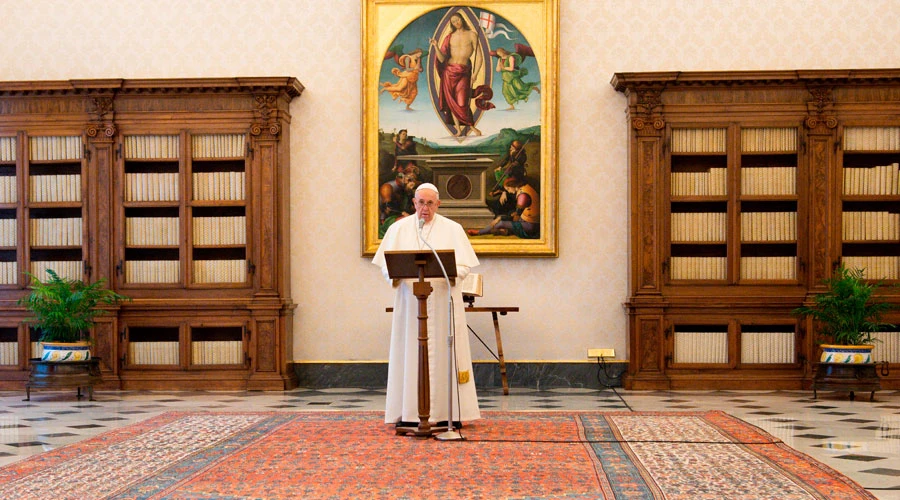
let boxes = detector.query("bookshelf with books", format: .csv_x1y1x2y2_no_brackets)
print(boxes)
26,136,86,283
739,127,800,282
0,137,17,287
613,69,900,390
840,126,900,280
189,133,249,286
668,127,729,281
122,134,182,286
0,78,303,390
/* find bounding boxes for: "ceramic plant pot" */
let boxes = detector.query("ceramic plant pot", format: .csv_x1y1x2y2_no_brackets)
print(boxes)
819,344,874,364
40,341,92,362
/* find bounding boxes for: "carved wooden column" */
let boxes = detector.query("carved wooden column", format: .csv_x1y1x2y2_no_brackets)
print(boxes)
628,87,666,296
247,91,297,389
85,95,119,380
621,85,668,388
804,85,839,289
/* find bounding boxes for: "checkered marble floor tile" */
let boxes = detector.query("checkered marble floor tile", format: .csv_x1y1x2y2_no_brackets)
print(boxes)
0,387,897,499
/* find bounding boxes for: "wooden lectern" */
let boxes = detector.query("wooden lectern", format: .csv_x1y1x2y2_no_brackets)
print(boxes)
384,249,456,438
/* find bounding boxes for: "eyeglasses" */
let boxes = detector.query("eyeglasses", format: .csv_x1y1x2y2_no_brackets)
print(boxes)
414,199,437,208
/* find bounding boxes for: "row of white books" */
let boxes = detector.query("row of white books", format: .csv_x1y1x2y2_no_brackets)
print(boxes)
670,257,727,280
0,137,15,162
192,216,247,245
28,174,82,202
671,128,799,154
123,134,247,159
841,256,900,280
673,330,796,364
671,212,726,242
125,260,180,283
672,128,726,153
127,340,244,365
128,341,179,365
191,340,243,365
125,135,180,160
670,168,727,196
740,331,795,364
124,216,248,246
192,171,246,201
125,173,180,202
673,331,728,364
740,167,797,195
844,127,900,151
741,127,798,153
0,262,16,284
870,331,900,364
843,164,900,195
191,134,246,159
29,262,84,281
0,176,17,203
124,260,248,284
740,256,797,280
28,136,82,162
29,218,83,247
126,217,180,246
193,259,247,283
0,342,17,365
0,219,15,246
670,256,798,280
741,211,797,241
841,211,900,240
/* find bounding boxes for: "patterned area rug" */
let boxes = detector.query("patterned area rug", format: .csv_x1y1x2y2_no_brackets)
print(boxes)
0,411,874,499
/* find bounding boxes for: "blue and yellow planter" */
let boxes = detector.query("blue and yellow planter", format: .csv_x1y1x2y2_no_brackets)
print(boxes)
819,344,874,364
40,342,92,362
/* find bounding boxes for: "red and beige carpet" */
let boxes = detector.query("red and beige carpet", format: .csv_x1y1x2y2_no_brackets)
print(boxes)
0,410,875,499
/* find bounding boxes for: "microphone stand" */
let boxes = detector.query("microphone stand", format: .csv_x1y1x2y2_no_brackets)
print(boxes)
417,217,464,441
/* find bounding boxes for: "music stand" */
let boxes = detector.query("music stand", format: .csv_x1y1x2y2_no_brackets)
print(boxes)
384,249,456,438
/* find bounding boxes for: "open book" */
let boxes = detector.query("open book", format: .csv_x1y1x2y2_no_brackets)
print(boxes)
461,273,483,298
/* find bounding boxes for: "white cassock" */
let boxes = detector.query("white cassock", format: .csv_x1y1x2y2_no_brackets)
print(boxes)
372,213,481,424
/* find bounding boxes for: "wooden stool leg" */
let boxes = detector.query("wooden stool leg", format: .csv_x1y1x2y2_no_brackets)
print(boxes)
492,312,509,395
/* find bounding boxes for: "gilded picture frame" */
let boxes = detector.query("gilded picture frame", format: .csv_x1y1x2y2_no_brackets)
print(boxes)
362,0,558,257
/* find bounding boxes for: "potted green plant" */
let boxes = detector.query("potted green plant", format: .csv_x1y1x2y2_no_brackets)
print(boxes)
18,270,129,362
792,265,897,364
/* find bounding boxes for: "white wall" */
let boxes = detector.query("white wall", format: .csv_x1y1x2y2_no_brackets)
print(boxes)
2,0,899,364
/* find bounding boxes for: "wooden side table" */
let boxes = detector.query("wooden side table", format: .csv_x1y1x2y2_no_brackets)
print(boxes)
25,358,102,401
465,306,519,395
812,362,881,401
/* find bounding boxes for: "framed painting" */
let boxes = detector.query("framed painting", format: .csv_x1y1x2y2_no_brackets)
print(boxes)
361,0,558,256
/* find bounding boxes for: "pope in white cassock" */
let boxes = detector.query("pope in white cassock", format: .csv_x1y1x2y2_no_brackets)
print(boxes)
372,183,481,427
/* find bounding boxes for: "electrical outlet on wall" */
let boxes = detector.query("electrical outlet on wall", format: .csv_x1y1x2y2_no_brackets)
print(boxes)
588,348,615,359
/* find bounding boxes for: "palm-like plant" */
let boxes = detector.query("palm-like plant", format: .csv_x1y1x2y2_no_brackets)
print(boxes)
18,270,129,343
792,265,896,345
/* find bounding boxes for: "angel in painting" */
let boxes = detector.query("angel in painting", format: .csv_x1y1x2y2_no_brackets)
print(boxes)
493,45,540,110
380,46,426,110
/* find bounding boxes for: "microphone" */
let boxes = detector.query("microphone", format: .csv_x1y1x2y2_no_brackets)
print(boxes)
418,217,425,232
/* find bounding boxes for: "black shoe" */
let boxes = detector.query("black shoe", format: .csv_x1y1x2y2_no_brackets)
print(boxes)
436,420,463,429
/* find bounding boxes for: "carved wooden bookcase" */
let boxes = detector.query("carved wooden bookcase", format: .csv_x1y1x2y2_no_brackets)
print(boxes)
612,69,900,390
0,78,303,390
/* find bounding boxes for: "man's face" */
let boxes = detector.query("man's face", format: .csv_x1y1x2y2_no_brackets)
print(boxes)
414,188,440,222
451,15,462,29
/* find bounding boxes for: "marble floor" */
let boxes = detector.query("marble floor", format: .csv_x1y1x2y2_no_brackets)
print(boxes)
0,386,898,499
